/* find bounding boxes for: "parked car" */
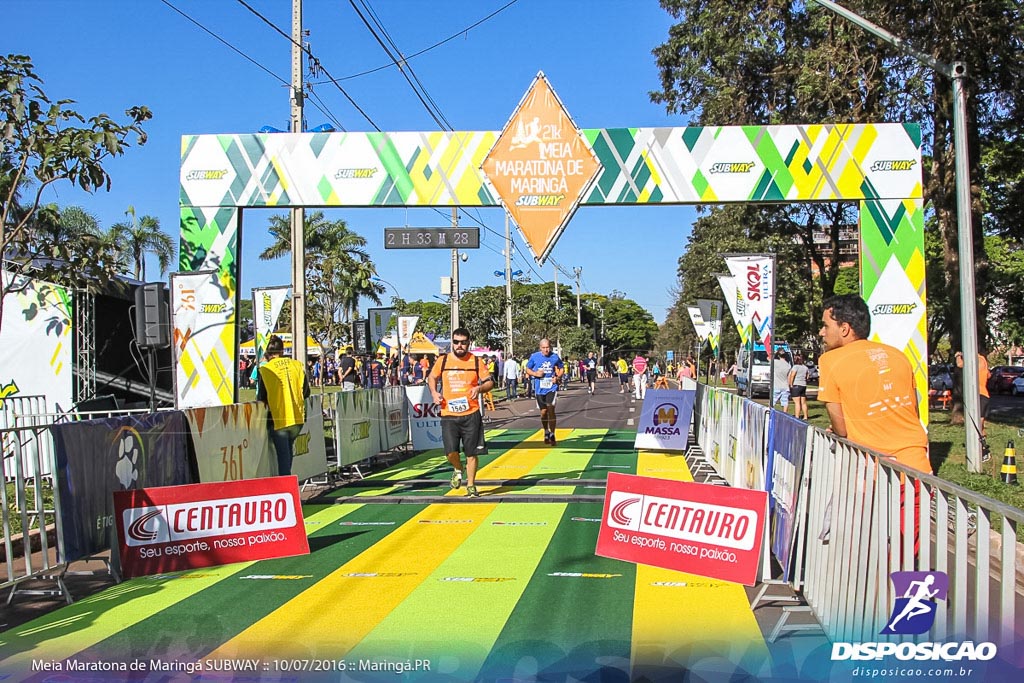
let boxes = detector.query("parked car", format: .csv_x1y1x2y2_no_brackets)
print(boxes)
987,366,1024,394
1011,375,1024,396
929,364,953,391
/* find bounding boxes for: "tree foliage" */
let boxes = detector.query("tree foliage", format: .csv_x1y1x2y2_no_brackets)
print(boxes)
651,0,1024,368
109,206,174,281
1,54,151,329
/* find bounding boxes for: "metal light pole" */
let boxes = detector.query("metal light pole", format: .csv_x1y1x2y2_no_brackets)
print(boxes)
811,0,982,471
450,209,460,335
505,212,514,356
574,267,582,327
289,0,307,362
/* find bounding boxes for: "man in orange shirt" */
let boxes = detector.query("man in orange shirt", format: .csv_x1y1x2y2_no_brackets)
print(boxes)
428,327,493,498
955,348,992,461
817,294,930,474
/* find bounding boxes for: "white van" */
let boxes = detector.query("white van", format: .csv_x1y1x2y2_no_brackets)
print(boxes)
735,341,793,397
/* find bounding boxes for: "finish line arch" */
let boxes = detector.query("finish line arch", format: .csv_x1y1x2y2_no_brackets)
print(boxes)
177,91,924,412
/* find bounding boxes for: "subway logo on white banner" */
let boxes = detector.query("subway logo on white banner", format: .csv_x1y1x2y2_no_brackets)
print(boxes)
122,493,296,546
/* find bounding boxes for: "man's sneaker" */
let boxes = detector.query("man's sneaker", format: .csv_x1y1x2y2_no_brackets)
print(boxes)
549,434,557,447
466,485,480,498
450,470,463,490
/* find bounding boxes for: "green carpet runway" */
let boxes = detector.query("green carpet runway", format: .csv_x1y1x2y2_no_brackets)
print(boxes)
0,428,768,681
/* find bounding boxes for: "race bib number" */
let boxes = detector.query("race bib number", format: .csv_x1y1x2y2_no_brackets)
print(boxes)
447,396,470,413
539,378,554,390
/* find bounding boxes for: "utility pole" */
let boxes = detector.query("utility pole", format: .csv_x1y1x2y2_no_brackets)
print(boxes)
450,208,460,335
573,267,582,327
553,265,559,310
811,0,982,472
289,0,307,362
505,212,513,356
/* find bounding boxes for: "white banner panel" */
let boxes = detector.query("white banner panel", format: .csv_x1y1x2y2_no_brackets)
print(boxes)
696,299,723,355
633,390,696,451
368,307,396,350
171,271,235,408
378,386,409,452
686,306,709,342
184,402,275,481
405,385,442,451
291,394,328,481
716,273,751,345
334,390,380,466
0,272,73,415
397,315,419,350
725,255,774,347
252,286,289,362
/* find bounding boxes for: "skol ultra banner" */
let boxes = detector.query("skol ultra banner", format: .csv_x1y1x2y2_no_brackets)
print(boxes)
171,270,235,408
405,384,442,451
716,273,751,345
633,389,696,451
687,306,710,343
113,475,309,578
184,402,276,482
697,299,724,356
480,72,600,264
50,411,192,562
724,255,774,347
597,472,768,586
252,286,289,364
0,272,73,416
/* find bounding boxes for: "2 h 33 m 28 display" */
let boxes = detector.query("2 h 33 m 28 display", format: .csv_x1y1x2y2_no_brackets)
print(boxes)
384,227,480,250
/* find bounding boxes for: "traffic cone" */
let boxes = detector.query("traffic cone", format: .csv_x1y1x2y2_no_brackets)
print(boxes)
1001,440,1018,486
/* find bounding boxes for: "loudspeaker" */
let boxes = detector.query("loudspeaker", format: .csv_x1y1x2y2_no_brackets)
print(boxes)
134,283,170,348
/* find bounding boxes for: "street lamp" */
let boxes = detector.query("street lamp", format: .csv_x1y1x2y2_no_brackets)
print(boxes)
810,0,983,471
371,276,401,305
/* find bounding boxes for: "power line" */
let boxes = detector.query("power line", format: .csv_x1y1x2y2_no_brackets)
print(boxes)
348,0,453,130
158,0,341,129
313,0,521,83
234,0,383,131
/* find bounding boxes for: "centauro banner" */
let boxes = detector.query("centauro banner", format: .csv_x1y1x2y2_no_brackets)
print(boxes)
480,72,600,264
724,255,774,348
171,270,235,408
696,299,724,356
252,286,289,364
715,273,751,345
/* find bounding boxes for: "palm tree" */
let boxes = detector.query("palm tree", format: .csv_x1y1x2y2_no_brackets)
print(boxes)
109,206,175,281
260,211,383,346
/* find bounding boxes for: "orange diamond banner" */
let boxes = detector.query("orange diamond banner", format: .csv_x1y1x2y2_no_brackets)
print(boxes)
481,72,600,264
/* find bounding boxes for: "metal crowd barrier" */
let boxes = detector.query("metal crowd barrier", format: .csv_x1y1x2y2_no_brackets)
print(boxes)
1,402,154,604
692,384,1022,658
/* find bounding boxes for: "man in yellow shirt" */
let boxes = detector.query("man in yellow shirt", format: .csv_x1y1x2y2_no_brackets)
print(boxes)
257,335,310,476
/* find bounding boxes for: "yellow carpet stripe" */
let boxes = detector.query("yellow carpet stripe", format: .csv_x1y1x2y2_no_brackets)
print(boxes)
630,451,766,673
209,503,499,659
511,428,596,495
365,429,508,482
346,502,568,677
0,504,360,665
447,429,550,497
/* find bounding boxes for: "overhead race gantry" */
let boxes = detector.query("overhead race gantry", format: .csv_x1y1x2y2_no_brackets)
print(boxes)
177,73,924,412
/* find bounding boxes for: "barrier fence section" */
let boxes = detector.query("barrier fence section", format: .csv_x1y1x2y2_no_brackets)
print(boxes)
694,384,1022,661
332,386,410,471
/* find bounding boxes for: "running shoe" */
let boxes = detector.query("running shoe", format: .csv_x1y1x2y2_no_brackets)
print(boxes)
450,469,463,490
466,485,480,498
549,434,557,447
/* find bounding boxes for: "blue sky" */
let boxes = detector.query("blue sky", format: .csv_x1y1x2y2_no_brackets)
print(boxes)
8,0,696,323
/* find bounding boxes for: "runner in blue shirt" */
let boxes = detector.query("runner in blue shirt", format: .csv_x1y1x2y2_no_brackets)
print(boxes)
525,338,565,445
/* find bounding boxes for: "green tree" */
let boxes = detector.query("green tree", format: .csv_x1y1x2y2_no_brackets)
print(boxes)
1,54,150,329
392,299,450,337
109,206,174,281
260,211,382,349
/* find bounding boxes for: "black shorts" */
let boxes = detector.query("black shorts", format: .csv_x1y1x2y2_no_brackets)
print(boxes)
535,392,558,410
586,370,597,382
441,412,487,457
790,384,807,398
980,395,990,418
619,373,629,385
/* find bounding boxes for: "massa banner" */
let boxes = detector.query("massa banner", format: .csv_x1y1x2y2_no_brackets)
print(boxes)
633,389,696,452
